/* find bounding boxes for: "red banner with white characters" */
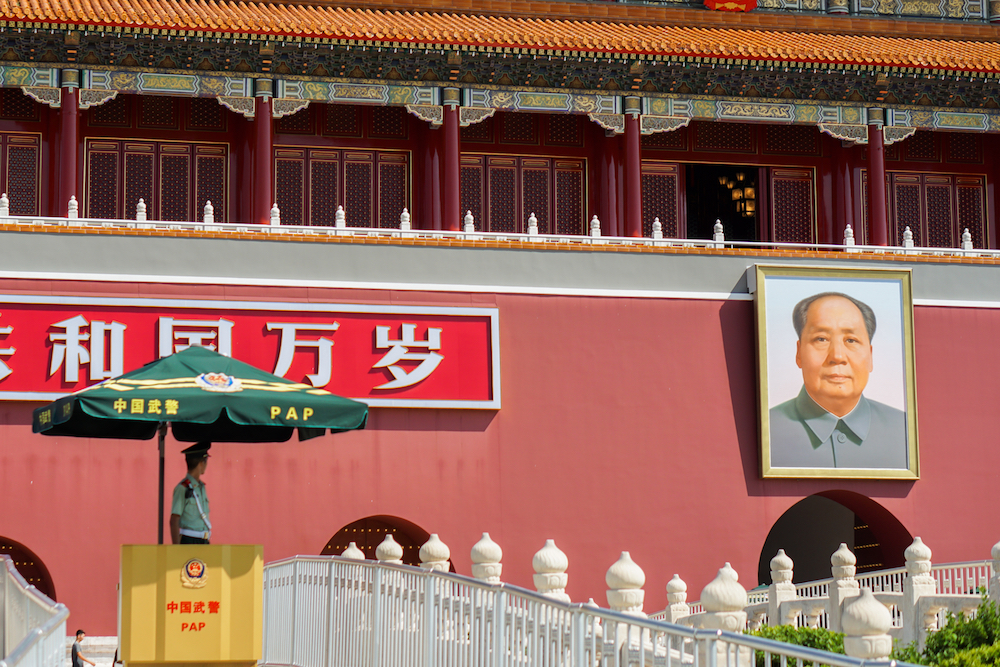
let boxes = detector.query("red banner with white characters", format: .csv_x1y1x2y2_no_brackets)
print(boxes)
0,296,500,409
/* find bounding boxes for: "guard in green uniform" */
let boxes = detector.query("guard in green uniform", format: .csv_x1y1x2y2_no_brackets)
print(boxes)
170,442,212,544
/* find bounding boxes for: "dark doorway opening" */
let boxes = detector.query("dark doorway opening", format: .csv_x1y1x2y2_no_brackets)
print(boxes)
0,537,57,600
685,164,759,242
323,515,439,569
757,493,911,587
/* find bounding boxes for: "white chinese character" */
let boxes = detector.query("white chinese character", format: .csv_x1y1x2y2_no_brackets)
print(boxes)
266,322,340,387
0,313,14,381
49,315,126,383
372,324,443,390
158,317,233,357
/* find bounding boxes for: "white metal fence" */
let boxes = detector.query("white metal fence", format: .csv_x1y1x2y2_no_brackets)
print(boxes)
261,555,917,667
0,555,69,667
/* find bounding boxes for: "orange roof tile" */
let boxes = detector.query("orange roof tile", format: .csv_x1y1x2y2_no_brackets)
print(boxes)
3,0,1000,73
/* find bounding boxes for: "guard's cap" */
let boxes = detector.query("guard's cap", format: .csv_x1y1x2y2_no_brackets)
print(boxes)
181,442,211,457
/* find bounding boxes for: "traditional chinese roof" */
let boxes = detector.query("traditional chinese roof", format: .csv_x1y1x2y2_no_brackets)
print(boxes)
2,0,999,74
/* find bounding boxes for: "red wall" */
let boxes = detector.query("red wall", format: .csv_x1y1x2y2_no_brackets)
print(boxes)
1,281,999,634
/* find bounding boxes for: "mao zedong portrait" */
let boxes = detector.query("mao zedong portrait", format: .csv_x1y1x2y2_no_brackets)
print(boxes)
769,292,907,469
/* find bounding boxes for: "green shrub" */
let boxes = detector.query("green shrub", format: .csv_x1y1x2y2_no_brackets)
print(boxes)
937,643,1000,667
891,597,1000,665
750,625,845,667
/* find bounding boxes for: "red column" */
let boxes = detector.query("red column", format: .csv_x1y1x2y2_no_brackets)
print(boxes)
624,112,642,237
442,102,460,231
604,132,619,236
58,87,78,216
867,123,888,246
253,95,273,226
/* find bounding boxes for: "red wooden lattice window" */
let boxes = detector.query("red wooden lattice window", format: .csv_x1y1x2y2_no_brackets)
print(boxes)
641,161,682,238
769,168,815,244
84,139,227,222
888,173,985,248
459,155,584,234
0,133,40,215
274,147,409,228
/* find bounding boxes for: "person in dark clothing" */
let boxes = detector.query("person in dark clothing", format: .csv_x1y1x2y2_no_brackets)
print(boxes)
72,630,96,667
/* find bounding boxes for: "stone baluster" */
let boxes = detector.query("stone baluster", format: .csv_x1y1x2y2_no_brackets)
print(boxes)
269,203,280,226
666,574,690,623
68,195,79,219
962,228,973,251
203,201,214,224
419,533,451,572
341,542,365,559
590,215,601,238
335,205,346,228
768,549,797,626
0,193,9,218
903,226,914,251
376,534,403,564
532,539,570,602
527,212,538,237
652,218,663,240
464,210,476,234
828,543,860,633
399,208,411,232
842,589,892,660
844,223,857,251
470,533,503,584
136,198,146,222
699,564,750,667
606,552,645,617
990,539,1000,604
902,536,937,647
712,219,724,248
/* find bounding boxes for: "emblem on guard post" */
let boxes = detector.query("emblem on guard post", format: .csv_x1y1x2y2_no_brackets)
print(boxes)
195,372,243,393
181,558,208,589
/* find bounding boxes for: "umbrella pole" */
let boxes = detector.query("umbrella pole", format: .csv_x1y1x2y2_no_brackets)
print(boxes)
157,423,166,545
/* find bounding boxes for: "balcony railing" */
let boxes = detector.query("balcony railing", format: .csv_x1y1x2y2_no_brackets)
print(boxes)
0,555,69,667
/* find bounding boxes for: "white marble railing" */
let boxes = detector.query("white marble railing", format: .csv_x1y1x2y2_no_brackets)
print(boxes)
0,195,997,261
261,552,915,667
0,555,68,667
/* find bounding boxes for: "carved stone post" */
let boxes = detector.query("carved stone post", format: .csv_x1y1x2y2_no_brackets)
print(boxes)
666,574,690,623
828,543,860,633
768,550,796,627
470,533,503,584
532,539,570,602
376,534,403,564
901,537,936,647
341,542,365,559
699,564,750,667
606,552,645,616
419,533,451,572
843,589,892,660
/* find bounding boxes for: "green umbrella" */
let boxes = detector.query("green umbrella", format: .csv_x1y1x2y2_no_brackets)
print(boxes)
32,345,368,542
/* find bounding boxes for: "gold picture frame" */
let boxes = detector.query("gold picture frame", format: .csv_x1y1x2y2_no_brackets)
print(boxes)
755,265,918,479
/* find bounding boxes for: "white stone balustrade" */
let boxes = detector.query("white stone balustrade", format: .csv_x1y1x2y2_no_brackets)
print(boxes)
68,195,79,219
399,208,411,232
269,203,280,226
665,574,689,623
203,200,214,224
843,589,893,659
335,205,346,228
136,198,146,222
0,193,9,218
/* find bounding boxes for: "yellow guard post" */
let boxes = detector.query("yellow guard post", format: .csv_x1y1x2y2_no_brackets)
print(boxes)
119,545,262,667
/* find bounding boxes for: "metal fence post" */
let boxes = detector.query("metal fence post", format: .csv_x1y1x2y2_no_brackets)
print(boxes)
423,575,435,667
492,589,506,667
290,561,299,667
324,561,334,667
370,567,382,667
570,607,585,667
